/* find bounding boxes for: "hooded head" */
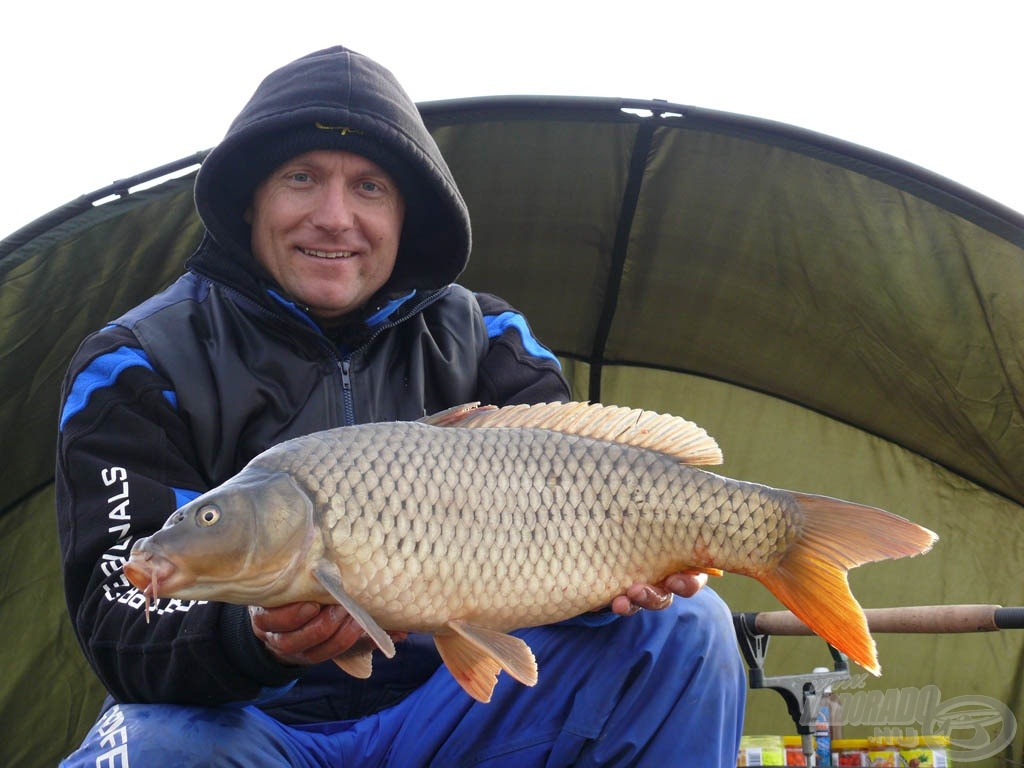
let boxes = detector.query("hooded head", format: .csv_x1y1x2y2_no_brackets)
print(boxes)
194,46,471,294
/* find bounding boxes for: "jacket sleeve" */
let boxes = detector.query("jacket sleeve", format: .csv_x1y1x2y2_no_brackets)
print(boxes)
473,293,572,406
56,325,300,705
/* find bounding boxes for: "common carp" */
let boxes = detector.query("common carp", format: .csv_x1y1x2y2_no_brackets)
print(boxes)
124,401,937,702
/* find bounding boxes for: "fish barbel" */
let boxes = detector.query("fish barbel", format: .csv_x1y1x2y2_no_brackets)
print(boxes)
124,402,937,702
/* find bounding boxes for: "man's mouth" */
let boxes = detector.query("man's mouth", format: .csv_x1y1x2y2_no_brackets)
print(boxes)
299,247,356,259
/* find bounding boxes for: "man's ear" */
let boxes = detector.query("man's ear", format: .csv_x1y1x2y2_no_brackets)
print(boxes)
244,207,253,225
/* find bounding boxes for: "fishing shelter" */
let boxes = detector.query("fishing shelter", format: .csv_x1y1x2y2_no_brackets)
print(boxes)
2,96,1022,766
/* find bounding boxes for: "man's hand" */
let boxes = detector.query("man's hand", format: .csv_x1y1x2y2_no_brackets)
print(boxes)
610,570,709,616
249,602,366,666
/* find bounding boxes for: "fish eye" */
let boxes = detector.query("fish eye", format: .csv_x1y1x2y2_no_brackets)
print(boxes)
197,505,221,527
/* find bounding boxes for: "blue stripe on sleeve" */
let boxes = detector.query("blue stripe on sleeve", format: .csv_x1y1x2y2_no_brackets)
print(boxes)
172,487,202,509
483,311,560,366
60,346,176,430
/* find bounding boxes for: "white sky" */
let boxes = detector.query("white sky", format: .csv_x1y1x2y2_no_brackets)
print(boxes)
2,1,1022,240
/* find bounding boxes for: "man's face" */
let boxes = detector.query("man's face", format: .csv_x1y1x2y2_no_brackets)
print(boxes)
249,149,405,321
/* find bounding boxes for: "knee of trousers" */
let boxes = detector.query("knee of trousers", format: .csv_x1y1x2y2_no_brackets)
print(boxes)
619,586,747,690
61,701,295,767
639,587,740,654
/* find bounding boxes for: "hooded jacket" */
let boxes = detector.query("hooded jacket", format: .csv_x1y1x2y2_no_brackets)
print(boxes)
56,46,568,720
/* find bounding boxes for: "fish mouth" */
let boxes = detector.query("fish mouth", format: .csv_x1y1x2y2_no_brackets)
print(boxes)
124,548,189,622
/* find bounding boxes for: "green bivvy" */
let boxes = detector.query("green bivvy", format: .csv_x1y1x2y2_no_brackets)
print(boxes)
2,96,1021,767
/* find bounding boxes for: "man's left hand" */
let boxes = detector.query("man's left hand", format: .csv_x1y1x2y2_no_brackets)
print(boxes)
610,570,709,616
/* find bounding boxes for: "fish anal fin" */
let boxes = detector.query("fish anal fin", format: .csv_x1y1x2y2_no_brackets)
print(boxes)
422,402,723,466
312,561,396,659
683,566,724,578
756,494,938,676
433,621,538,703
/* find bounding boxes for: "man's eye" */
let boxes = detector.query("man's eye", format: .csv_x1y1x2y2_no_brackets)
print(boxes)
359,180,383,194
289,172,312,183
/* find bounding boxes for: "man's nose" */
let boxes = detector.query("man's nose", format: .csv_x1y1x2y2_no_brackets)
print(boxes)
311,184,355,232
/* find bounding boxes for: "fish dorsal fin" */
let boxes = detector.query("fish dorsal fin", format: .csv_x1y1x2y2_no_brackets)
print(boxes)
433,621,538,703
421,401,722,466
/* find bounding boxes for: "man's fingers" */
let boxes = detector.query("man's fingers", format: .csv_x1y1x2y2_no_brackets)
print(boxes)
252,604,364,665
626,583,674,610
249,602,320,633
273,608,365,664
664,571,709,598
609,585,671,616
610,594,644,616
611,571,711,616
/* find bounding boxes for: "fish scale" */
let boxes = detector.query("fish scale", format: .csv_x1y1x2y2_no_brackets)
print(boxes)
125,401,937,702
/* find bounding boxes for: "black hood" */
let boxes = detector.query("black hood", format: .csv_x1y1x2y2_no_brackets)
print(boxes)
193,46,471,292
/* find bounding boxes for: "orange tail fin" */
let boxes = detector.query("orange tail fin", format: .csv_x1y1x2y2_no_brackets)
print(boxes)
756,493,937,675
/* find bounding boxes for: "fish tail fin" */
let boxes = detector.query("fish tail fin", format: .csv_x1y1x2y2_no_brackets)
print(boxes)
755,494,937,675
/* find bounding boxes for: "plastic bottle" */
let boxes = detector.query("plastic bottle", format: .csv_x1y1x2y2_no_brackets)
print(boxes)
812,668,832,766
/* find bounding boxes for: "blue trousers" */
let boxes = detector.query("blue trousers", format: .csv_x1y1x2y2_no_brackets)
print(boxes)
62,588,745,767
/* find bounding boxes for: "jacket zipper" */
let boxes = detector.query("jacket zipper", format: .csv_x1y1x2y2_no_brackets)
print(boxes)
333,288,451,426
211,276,450,428
338,356,355,426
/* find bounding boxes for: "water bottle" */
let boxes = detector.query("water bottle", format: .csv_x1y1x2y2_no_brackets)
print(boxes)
812,667,834,766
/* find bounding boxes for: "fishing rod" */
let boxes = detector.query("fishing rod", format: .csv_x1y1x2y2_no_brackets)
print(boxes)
732,604,1024,766
740,604,1024,636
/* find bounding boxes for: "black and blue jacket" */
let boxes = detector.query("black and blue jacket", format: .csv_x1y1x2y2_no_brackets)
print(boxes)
55,45,569,720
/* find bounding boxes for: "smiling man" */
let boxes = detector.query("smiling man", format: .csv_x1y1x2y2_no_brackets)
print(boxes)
56,46,745,767
248,150,406,322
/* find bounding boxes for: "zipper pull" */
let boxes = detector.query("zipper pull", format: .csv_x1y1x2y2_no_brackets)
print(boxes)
338,356,356,425
340,358,352,391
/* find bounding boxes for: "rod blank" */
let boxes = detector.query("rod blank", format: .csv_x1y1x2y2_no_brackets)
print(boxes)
750,604,1019,636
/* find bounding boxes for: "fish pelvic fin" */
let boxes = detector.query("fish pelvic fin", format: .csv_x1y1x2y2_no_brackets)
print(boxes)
756,494,938,676
312,561,396,659
420,401,723,466
332,644,374,679
433,621,538,703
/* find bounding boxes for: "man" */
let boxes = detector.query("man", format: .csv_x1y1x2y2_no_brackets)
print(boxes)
57,46,745,766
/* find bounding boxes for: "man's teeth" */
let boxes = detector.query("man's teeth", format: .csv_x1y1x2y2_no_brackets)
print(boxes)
300,248,354,259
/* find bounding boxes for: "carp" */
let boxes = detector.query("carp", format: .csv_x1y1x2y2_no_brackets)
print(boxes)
124,401,937,702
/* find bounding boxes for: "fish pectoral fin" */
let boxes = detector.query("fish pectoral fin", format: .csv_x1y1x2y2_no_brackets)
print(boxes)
332,643,374,679
312,561,396,659
433,621,538,703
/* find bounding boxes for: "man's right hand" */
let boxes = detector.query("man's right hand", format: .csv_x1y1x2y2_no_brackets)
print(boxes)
249,602,365,666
